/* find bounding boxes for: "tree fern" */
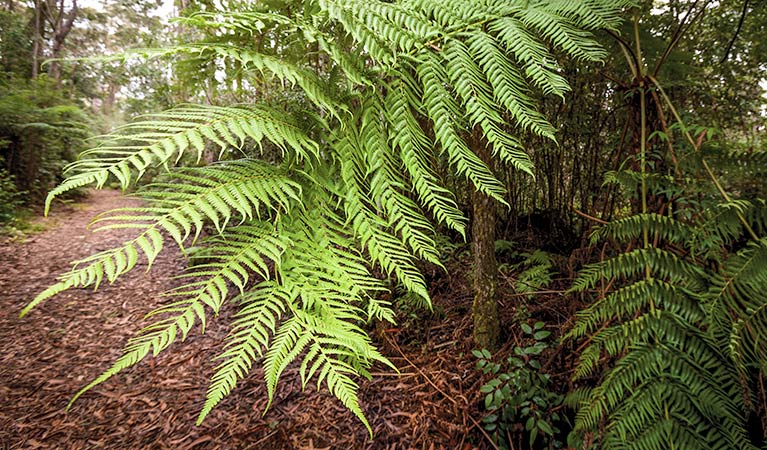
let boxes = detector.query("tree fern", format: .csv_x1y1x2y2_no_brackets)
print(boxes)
24,0,630,434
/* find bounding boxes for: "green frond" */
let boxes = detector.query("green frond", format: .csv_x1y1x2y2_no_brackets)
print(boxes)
197,284,290,424
517,5,608,62
442,38,536,175
568,279,704,340
385,82,468,234
318,0,399,65
488,16,569,98
96,160,301,237
323,0,438,54
166,222,286,313
707,238,767,370
467,31,556,138
23,161,297,317
569,211,755,449
571,247,707,293
176,11,293,32
46,105,318,212
68,296,206,409
263,315,312,408
690,200,767,256
539,0,632,31
20,227,161,317
177,44,344,116
417,55,511,199
591,213,695,246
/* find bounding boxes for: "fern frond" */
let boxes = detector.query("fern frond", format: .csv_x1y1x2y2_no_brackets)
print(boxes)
20,227,162,317
569,212,755,449
571,247,707,293
23,161,297,316
46,105,317,212
197,283,290,424
68,296,205,408
488,16,569,97
417,55,511,200
385,81,469,233
357,94,441,265
707,238,767,371
591,213,694,246
176,44,344,116
516,6,608,61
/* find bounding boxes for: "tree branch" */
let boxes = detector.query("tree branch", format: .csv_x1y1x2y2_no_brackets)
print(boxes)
720,0,749,64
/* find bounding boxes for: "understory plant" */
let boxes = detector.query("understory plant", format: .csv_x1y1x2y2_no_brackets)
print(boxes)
565,14,767,449
0,166,23,225
474,321,563,449
21,0,629,435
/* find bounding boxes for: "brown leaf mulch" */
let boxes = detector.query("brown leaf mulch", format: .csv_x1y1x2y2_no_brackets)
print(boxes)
0,190,494,450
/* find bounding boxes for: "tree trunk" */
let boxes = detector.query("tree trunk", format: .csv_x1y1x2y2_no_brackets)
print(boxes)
471,126,500,350
31,0,42,78
47,0,78,84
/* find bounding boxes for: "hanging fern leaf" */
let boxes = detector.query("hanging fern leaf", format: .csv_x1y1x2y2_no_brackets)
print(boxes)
46,105,318,213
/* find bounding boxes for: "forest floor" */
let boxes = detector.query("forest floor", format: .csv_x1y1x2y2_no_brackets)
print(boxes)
0,190,575,450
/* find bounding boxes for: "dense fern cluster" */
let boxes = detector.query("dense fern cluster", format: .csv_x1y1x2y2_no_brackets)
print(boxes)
24,0,630,434
568,212,755,449
567,147,767,448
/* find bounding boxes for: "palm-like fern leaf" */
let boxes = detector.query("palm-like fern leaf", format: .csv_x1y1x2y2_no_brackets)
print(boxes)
569,214,755,449
27,0,633,434
23,160,298,316
68,221,287,406
707,238,767,372
46,105,317,213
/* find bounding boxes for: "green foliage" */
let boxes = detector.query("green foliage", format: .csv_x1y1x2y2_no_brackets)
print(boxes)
23,0,629,433
568,212,756,450
0,10,32,79
504,249,555,299
0,79,91,204
474,322,563,449
0,166,23,224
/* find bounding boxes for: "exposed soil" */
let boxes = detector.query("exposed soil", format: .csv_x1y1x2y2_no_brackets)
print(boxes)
0,190,516,450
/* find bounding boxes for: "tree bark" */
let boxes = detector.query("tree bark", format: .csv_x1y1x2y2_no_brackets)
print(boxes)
470,126,500,350
31,0,42,77
46,0,78,84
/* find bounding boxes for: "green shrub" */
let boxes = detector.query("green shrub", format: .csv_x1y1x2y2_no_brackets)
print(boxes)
474,322,564,449
0,167,23,224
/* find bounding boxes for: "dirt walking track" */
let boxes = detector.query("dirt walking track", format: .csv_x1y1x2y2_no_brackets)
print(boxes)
0,190,489,450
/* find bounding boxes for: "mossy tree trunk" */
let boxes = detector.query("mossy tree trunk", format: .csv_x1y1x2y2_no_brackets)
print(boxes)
471,126,500,350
